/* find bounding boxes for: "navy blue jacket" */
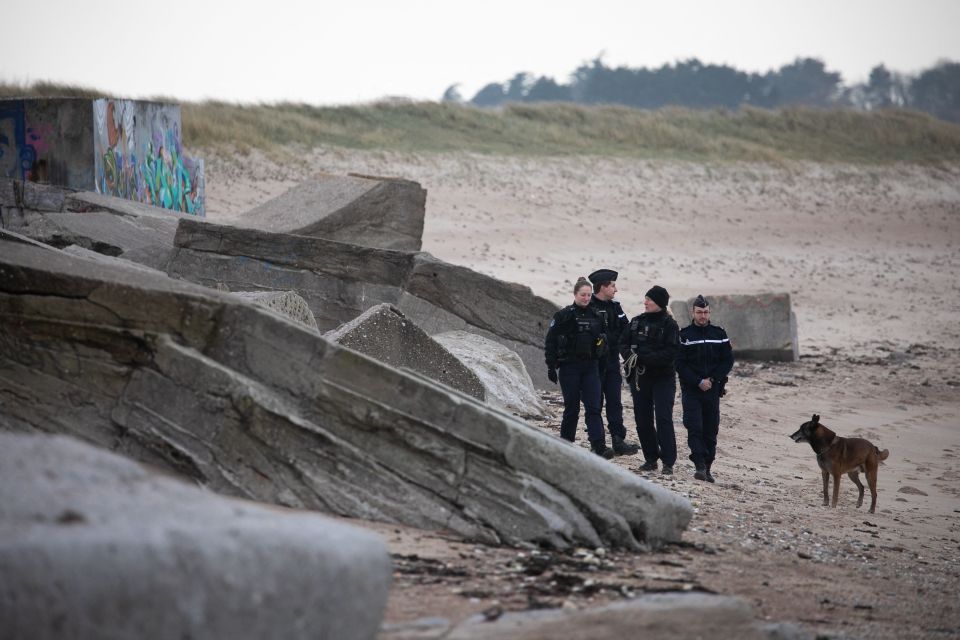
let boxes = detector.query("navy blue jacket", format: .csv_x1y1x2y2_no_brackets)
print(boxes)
589,295,629,355
544,304,606,368
677,322,734,390
618,310,680,375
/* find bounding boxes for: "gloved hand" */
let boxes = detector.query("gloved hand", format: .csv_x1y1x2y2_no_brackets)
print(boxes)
547,367,558,384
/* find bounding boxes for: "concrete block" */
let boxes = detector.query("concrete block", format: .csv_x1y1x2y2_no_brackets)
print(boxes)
671,293,798,361
326,304,484,400
236,172,426,251
434,330,545,415
232,290,319,332
0,433,391,640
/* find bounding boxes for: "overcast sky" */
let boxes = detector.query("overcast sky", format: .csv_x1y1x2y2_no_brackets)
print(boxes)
2,0,958,105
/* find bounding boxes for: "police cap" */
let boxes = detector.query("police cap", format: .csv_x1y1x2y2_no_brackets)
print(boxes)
588,269,618,285
693,294,709,308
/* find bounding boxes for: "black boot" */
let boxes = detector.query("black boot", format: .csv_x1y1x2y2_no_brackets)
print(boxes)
638,460,658,472
704,465,716,483
694,465,708,481
591,440,615,459
612,435,640,456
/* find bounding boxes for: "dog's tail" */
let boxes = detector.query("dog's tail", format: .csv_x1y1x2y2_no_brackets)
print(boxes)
877,447,890,462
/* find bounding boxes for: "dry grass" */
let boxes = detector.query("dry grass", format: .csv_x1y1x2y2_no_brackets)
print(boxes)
4,81,960,163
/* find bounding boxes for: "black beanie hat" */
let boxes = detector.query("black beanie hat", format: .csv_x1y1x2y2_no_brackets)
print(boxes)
645,285,669,310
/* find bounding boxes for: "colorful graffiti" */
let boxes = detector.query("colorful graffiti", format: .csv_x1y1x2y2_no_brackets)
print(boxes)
93,99,204,216
0,101,36,181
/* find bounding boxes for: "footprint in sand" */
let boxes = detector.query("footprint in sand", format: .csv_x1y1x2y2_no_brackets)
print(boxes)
897,486,928,496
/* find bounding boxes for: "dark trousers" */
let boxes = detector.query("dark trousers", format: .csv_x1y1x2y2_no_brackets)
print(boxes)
558,360,604,444
598,355,626,439
681,386,720,468
630,372,677,466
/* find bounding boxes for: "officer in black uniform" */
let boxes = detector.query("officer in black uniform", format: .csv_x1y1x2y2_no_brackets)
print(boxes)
677,295,734,483
545,277,615,459
619,285,680,474
588,268,640,456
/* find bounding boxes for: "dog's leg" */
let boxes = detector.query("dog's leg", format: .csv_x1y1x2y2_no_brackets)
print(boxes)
865,458,880,514
821,469,830,506
848,471,865,508
831,471,842,507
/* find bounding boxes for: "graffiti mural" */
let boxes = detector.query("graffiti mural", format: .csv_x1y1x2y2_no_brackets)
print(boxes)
0,101,36,181
93,99,204,216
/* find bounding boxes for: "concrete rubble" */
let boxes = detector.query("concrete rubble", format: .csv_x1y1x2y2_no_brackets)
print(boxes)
434,330,546,416
0,237,692,551
325,303,485,400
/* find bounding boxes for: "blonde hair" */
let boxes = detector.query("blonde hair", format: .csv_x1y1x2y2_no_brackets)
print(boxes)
574,276,591,294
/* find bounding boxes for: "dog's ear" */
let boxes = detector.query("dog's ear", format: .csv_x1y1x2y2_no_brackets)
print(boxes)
812,414,820,425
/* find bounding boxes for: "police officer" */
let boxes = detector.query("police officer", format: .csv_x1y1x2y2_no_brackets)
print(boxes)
588,268,640,456
677,295,734,483
545,277,615,459
619,285,680,475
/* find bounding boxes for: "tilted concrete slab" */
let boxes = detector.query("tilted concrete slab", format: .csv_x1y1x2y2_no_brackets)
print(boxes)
169,218,558,386
0,239,692,551
326,304,484,401
671,293,799,362
235,172,426,251
0,433,390,640
0,178,187,271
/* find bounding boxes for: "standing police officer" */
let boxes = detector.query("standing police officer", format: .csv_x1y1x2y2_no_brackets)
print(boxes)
619,285,680,475
588,268,640,456
677,295,734,483
545,277,615,459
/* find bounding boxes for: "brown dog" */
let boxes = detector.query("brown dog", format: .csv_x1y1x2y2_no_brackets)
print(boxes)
790,414,890,513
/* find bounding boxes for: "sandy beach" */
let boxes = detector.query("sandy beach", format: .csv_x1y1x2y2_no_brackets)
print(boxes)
202,146,960,638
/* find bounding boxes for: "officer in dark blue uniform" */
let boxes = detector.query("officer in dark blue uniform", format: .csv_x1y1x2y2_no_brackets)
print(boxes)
619,285,680,475
544,277,615,459
677,295,734,483
588,268,640,456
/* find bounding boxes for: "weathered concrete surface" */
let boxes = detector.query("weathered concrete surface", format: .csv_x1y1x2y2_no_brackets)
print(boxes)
233,290,319,332
0,178,186,270
0,238,692,550
434,330,545,416
380,593,811,640
236,173,426,251
326,304,484,401
0,433,390,640
169,218,558,386
671,293,799,362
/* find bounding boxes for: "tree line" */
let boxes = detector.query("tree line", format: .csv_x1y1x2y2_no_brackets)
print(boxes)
443,58,960,124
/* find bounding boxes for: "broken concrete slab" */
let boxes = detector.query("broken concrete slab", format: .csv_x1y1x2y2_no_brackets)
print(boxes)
671,293,799,362
232,290,319,332
421,593,812,640
0,433,390,640
169,218,558,386
434,330,545,416
0,238,691,550
235,172,426,251
326,304,484,401
0,178,188,271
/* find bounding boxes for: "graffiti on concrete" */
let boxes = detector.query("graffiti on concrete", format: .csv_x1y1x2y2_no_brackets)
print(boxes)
93,99,204,215
0,101,36,181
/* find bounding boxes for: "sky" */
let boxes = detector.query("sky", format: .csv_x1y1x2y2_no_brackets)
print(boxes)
2,0,958,105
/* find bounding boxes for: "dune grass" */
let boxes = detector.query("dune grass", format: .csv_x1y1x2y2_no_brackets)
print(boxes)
4,81,960,164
